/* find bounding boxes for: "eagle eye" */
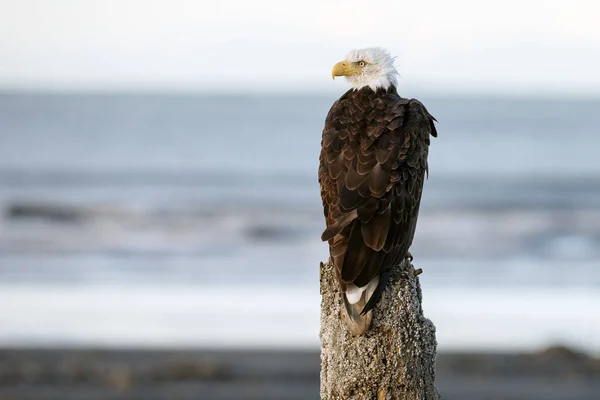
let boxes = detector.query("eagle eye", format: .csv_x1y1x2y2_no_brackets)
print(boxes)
357,61,366,67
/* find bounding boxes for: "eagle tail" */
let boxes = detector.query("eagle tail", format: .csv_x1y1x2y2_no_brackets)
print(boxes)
340,277,378,335
341,293,372,336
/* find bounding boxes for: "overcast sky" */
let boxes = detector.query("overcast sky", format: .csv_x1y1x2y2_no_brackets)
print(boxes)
1,0,599,94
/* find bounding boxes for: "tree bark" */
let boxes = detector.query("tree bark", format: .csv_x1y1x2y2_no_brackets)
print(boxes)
319,259,439,400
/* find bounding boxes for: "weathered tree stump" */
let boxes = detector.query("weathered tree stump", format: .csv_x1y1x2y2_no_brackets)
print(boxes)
319,259,439,400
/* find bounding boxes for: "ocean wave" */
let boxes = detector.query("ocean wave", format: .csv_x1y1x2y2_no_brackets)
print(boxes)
6,203,85,222
1,199,600,268
1,284,599,352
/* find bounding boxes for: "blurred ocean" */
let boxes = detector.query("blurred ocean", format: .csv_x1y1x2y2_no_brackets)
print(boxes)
0,92,599,352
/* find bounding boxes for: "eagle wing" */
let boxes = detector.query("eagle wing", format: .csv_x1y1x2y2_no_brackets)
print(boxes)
318,90,437,314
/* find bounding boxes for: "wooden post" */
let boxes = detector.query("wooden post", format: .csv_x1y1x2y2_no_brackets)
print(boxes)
319,259,439,400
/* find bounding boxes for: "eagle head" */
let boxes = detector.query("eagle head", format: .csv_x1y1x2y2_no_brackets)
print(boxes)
332,47,398,91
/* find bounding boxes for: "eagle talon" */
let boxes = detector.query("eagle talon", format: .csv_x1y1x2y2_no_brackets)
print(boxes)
414,268,423,276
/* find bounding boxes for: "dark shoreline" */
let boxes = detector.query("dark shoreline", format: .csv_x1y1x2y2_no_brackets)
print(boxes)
1,346,599,400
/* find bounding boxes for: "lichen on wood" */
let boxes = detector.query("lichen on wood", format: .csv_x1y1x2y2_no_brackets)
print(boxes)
319,259,439,400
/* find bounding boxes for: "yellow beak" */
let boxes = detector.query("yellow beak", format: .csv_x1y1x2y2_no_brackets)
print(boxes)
331,61,357,80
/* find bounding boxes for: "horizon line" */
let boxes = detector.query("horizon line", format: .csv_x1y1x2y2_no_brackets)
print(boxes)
1,87,599,101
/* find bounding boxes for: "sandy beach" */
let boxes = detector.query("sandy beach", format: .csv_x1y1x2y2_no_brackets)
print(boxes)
1,346,598,400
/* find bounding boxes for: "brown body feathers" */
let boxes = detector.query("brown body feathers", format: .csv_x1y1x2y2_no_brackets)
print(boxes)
318,86,437,315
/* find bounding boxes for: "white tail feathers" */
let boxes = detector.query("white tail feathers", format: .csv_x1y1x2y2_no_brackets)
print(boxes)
341,276,380,335
345,284,363,304
345,277,379,305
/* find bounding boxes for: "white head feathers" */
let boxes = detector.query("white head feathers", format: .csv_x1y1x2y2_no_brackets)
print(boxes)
343,47,398,91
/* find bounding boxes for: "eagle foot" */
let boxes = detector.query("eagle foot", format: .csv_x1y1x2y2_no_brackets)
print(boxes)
406,251,413,262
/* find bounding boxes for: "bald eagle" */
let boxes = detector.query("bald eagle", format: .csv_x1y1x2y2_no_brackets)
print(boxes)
319,48,437,335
